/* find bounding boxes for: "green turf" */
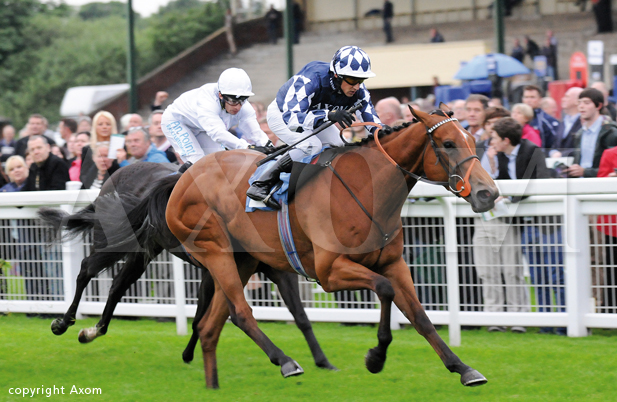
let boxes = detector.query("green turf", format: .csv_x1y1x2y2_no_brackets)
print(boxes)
1,313,616,401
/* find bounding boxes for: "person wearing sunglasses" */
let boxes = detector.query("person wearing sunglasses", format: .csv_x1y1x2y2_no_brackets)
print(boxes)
247,45,390,209
161,67,271,173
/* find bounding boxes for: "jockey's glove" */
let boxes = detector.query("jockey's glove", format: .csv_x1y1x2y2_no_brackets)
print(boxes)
380,124,393,135
248,142,279,155
327,109,355,129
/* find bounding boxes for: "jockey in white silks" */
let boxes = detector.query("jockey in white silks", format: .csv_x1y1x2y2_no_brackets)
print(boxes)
161,68,271,173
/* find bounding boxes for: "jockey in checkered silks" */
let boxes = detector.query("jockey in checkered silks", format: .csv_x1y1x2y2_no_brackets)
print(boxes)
246,45,389,209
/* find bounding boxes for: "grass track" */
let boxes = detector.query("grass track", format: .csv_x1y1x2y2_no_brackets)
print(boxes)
1,313,616,401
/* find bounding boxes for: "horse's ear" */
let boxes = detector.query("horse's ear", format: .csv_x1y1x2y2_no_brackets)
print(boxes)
408,105,427,123
439,102,451,113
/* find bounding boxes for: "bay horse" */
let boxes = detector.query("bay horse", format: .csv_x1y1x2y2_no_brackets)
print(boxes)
37,162,335,370
163,105,499,388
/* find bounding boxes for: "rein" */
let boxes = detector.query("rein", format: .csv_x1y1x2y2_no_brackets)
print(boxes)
344,118,479,197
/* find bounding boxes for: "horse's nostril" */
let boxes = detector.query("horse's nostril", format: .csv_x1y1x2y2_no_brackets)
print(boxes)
477,190,492,202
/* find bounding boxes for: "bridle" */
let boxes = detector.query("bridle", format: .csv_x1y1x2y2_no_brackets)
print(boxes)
347,113,479,197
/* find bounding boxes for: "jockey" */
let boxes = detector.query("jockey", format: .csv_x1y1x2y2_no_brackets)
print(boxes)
246,45,389,209
161,68,271,173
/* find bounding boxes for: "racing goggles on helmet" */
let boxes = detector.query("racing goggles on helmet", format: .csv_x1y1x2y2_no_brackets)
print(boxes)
222,94,249,106
341,76,366,86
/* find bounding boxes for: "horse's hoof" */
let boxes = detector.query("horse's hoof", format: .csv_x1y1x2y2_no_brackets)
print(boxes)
365,347,386,374
316,360,338,371
51,319,68,336
77,328,98,344
182,349,194,364
281,360,304,378
461,369,487,387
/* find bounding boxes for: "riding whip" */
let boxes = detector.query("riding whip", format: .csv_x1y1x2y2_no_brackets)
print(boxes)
256,103,363,166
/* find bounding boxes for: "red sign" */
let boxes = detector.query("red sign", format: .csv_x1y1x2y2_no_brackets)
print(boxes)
570,52,588,87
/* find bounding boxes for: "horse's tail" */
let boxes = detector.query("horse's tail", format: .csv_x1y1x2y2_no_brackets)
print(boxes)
126,173,182,259
38,203,97,243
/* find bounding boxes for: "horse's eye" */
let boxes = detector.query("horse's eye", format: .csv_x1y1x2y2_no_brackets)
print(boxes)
443,141,456,149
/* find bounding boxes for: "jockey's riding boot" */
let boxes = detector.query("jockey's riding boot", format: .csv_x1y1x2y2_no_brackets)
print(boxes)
246,153,293,210
178,161,193,174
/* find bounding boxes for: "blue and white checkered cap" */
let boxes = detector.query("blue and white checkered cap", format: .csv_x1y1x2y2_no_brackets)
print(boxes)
329,46,376,79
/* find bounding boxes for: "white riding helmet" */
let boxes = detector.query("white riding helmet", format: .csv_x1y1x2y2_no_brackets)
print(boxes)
217,68,255,98
329,46,376,79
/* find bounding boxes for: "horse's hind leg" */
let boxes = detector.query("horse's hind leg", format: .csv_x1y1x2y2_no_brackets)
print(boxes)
51,251,120,335
78,251,153,343
183,268,215,364
383,259,487,387
259,263,337,370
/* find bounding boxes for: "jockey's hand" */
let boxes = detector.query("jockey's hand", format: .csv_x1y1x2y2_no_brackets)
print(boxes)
248,143,277,155
327,109,355,129
380,124,393,135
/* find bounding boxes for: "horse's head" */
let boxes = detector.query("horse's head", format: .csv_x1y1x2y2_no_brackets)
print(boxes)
409,104,499,212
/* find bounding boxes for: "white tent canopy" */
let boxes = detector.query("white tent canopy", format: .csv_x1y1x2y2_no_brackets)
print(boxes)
60,84,129,117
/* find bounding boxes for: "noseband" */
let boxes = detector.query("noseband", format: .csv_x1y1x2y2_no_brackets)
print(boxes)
352,115,479,197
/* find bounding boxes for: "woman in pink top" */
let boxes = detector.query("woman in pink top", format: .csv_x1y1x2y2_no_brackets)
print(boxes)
596,147,617,313
68,132,91,182
511,103,542,147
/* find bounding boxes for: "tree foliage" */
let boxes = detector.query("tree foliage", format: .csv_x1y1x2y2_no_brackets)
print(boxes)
0,0,228,128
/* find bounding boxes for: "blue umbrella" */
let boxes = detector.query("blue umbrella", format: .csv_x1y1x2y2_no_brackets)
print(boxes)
454,53,530,80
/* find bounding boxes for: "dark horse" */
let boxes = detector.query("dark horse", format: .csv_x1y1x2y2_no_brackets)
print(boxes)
37,162,335,370
157,105,498,388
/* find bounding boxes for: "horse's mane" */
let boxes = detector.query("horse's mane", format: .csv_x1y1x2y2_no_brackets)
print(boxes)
345,121,416,148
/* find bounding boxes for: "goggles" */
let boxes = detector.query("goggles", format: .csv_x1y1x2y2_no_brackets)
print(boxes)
341,76,366,86
222,95,249,106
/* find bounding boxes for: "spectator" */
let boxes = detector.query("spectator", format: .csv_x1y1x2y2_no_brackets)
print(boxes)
1,124,17,162
15,114,56,158
383,0,394,43
522,85,559,150
252,101,267,121
65,133,77,162
86,145,113,190
429,28,444,43
511,103,542,147
464,94,489,140
541,96,558,118
375,97,403,126
68,132,90,182
119,113,143,134
77,116,92,133
452,99,468,126
265,5,281,44
550,86,583,158
511,38,525,63
151,91,169,112
22,135,70,191
597,146,617,313
149,110,177,163
56,118,77,158
524,35,540,60
592,0,613,33
492,118,552,333
0,155,28,192
292,1,303,44
489,97,503,108
401,103,415,122
474,116,531,333
565,88,617,178
118,126,170,167
225,8,237,55
541,37,558,81
590,81,617,121
50,144,66,161
80,111,120,189
477,106,511,176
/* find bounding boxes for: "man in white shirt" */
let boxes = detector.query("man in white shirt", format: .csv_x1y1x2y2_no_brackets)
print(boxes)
161,68,270,173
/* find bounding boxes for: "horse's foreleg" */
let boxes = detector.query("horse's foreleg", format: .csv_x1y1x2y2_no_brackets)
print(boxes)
318,255,394,374
78,252,151,343
383,258,487,387
259,264,337,371
191,244,302,380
